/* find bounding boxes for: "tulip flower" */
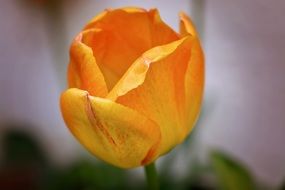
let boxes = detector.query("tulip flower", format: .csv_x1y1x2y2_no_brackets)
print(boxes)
60,7,204,169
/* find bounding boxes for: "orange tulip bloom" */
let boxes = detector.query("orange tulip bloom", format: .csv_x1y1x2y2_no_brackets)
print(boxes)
60,7,204,168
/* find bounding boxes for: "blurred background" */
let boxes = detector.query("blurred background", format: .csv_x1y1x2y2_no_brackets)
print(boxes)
0,0,285,189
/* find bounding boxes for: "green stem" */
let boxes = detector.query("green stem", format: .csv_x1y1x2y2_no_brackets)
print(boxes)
144,162,159,190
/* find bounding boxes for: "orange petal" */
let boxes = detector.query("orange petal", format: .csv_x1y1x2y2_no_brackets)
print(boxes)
85,7,146,26
81,8,179,90
108,36,195,155
60,88,161,168
179,12,197,37
184,38,205,134
115,6,147,13
107,37,189,101
148,9,181,46
68,31,108,97
180,12,205,135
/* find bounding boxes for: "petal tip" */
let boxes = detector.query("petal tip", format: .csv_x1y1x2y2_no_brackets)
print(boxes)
178,11,187,19
179,12,197,37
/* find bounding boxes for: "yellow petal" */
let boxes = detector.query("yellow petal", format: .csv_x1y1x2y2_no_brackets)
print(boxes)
179,12,197,37
60,88,161,168
81,8,179,90
108,36,195,155
68,31,108,97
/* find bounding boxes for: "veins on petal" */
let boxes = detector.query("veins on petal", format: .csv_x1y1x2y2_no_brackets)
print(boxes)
85,93,117,146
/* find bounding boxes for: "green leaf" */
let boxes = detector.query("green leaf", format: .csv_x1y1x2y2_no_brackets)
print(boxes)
211,151,256,190
2,129,47,165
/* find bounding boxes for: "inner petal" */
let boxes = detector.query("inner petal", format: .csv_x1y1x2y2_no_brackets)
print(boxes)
81,8,179,90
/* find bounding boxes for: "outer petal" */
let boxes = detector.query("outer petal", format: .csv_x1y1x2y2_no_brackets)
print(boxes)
184,39,205,134
180,13,205,135
81,8,179,90
68,31,108,97
108,36,195,155
60,88,161,168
